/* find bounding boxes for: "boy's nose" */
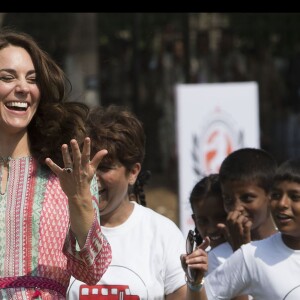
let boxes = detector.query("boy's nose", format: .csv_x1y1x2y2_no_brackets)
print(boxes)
278,194,289,208
231,198,243,210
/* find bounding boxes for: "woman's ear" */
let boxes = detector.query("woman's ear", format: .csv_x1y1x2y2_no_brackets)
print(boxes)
129,163,141,185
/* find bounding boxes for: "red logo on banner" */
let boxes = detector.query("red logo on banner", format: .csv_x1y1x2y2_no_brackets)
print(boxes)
204,128,233,173
192,108,243,176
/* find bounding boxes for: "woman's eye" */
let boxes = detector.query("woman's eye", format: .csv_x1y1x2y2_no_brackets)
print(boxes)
0,76,13,82
27,77,37,83
98,166,112,172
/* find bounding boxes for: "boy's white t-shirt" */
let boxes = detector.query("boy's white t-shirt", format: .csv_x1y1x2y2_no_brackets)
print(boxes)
205,232,300,299
67,201,186,300
207,241,233,275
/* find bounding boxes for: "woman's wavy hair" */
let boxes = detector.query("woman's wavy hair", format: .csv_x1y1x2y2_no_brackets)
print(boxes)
0,28,88,166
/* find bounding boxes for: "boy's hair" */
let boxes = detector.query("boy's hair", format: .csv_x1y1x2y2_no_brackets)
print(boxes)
189,173,222,211
273,158,300,184
219,148,277,192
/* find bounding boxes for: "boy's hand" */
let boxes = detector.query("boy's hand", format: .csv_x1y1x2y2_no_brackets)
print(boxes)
181,236,210,285
225,207,252,250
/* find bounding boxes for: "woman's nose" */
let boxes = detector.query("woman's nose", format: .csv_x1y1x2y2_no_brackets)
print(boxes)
15,80,30,94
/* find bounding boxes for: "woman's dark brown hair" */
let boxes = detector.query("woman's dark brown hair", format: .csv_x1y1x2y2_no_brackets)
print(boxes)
0,28,88,166
87,104,150,205
87,105,145,169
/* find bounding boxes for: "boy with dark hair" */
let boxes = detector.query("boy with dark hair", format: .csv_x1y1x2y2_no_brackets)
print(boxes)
218,147,277,250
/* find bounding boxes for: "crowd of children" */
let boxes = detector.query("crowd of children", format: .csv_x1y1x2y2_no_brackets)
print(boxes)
181,148,300,299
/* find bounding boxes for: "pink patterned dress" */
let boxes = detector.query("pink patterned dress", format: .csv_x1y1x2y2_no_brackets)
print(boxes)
0,157,112,299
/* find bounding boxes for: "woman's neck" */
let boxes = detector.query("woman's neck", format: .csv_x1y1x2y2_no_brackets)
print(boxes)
0,130,31,159
100,200,134,227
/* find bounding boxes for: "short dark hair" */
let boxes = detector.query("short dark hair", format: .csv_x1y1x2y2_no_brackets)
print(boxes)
219,148,277,192
189,173,222,212
273,158,300,184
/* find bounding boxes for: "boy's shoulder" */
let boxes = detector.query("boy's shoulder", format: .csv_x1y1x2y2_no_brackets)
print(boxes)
209,241,233,257
208,241,233,269
241,232,282,257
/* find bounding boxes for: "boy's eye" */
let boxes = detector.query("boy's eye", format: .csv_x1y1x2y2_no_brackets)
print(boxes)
289,193,300,202
240,194,255,203
269,191,282,200
195,217,207,226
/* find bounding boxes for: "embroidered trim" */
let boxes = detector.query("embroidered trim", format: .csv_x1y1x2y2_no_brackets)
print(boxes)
0,276,67,296
0,156,11,164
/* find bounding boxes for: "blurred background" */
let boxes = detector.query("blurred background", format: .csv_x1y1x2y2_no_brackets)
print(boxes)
2,12,300,224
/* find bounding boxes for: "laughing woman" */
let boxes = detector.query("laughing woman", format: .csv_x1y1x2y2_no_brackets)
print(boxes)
0,28,111,299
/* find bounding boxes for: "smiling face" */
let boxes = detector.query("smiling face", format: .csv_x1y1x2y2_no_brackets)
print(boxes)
96,162,130,216
96,160,140,218
192,194,227,249
270,180,300,249
221,180,271,232
0,45,40,135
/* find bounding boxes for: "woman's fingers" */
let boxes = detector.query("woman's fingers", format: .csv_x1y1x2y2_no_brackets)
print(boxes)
90,149,108,171
45,157,61,174
81,137,91,167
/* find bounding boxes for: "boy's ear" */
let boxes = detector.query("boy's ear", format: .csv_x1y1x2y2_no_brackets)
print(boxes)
192,213,196,222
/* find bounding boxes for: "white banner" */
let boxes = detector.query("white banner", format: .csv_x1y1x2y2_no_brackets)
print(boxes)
175,82,260,238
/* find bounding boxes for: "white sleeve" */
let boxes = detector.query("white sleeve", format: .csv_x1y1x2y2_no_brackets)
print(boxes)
163,221,186,294
205,247,251,299
207,242,233,275
207,250,223,275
